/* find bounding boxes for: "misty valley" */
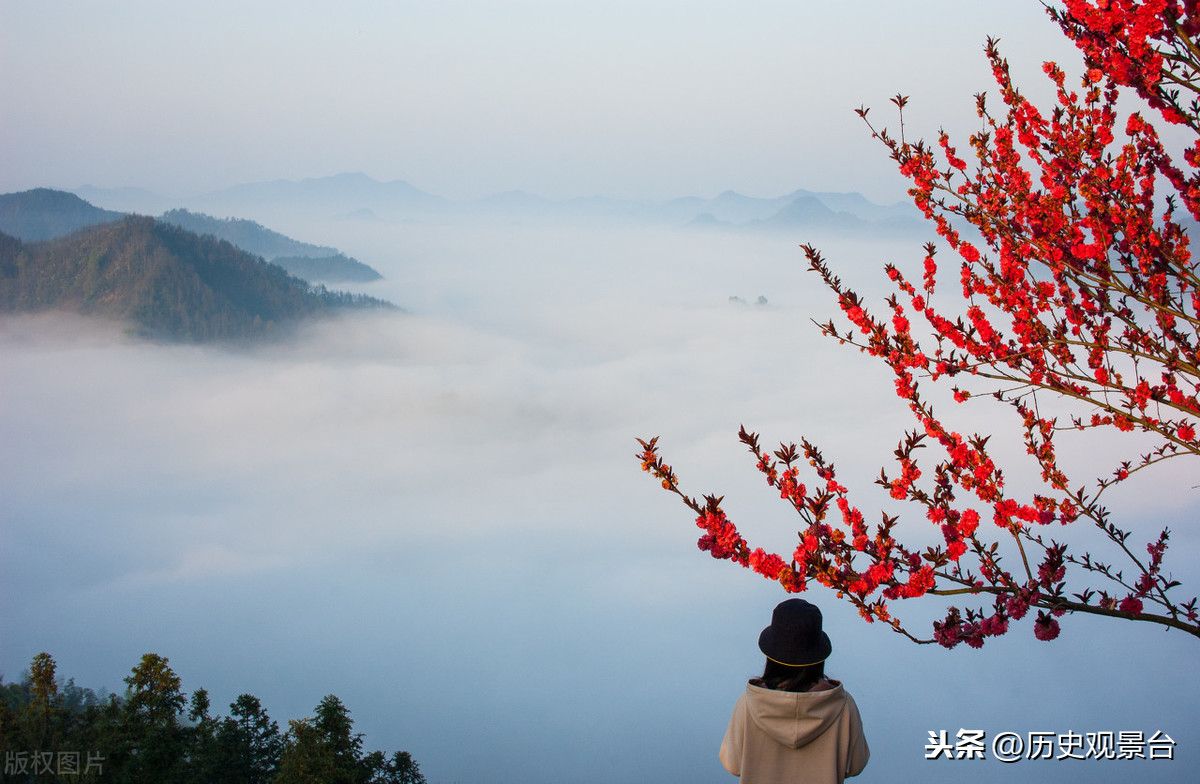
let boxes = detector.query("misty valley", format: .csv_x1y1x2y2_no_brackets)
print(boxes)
0,178,923,345
3,176,1196,784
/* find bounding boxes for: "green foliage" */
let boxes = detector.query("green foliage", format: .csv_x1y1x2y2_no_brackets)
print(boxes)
0,653,421,784
124,654,185,722
217,694,284,784
27,655,56,716
364,750,426,784
275,694,380,784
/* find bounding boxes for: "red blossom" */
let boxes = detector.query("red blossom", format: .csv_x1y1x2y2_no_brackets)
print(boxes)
1033,611,1062,641
1119,596,1145,614
638,1,1200,649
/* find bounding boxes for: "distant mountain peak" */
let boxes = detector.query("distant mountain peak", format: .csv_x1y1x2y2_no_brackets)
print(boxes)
0,188,126,241
193,173,445,215
157,208,383,283
320,171,376,183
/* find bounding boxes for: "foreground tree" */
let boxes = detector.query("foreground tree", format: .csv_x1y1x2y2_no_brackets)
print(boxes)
218,694,285,784
114,653,190,783
364,750,427,784
640,0,1200,647
276,695,372,784
0,653,423,783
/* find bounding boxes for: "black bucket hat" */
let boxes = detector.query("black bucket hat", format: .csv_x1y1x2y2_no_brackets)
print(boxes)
758,599,832,667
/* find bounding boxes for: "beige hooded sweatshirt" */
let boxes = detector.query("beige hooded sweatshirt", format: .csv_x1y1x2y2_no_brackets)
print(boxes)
719,680,869,783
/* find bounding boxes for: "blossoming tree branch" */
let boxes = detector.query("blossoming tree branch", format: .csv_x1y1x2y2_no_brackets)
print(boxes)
639,0,1200,647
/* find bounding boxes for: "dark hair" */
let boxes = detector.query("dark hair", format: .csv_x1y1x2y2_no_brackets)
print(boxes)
760,656,825,693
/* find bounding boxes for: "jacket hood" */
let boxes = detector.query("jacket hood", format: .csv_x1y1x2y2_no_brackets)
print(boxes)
743,680,850,749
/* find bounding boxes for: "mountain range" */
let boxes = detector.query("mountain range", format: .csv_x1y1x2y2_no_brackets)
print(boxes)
0,176,927,343
69,173,923,234
0,197,395,343
0,190,384,285
193,172,448,215
158,209,382,283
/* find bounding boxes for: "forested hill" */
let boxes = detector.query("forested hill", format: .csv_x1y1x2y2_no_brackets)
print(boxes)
0,216,396,342
160,208,338,258
0,188,125,241
0,191,384,285
158,209,383,283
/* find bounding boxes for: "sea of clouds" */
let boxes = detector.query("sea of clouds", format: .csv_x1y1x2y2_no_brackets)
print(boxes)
2,215,1196,783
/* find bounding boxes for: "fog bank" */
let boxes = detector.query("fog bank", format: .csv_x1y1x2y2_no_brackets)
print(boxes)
2,219,1196,783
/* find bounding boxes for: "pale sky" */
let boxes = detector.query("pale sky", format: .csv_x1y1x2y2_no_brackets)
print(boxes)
2,0,1080,203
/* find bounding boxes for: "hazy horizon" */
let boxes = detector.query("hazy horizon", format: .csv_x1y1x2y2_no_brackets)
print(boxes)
2,1,1083,205
62,171,914,210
